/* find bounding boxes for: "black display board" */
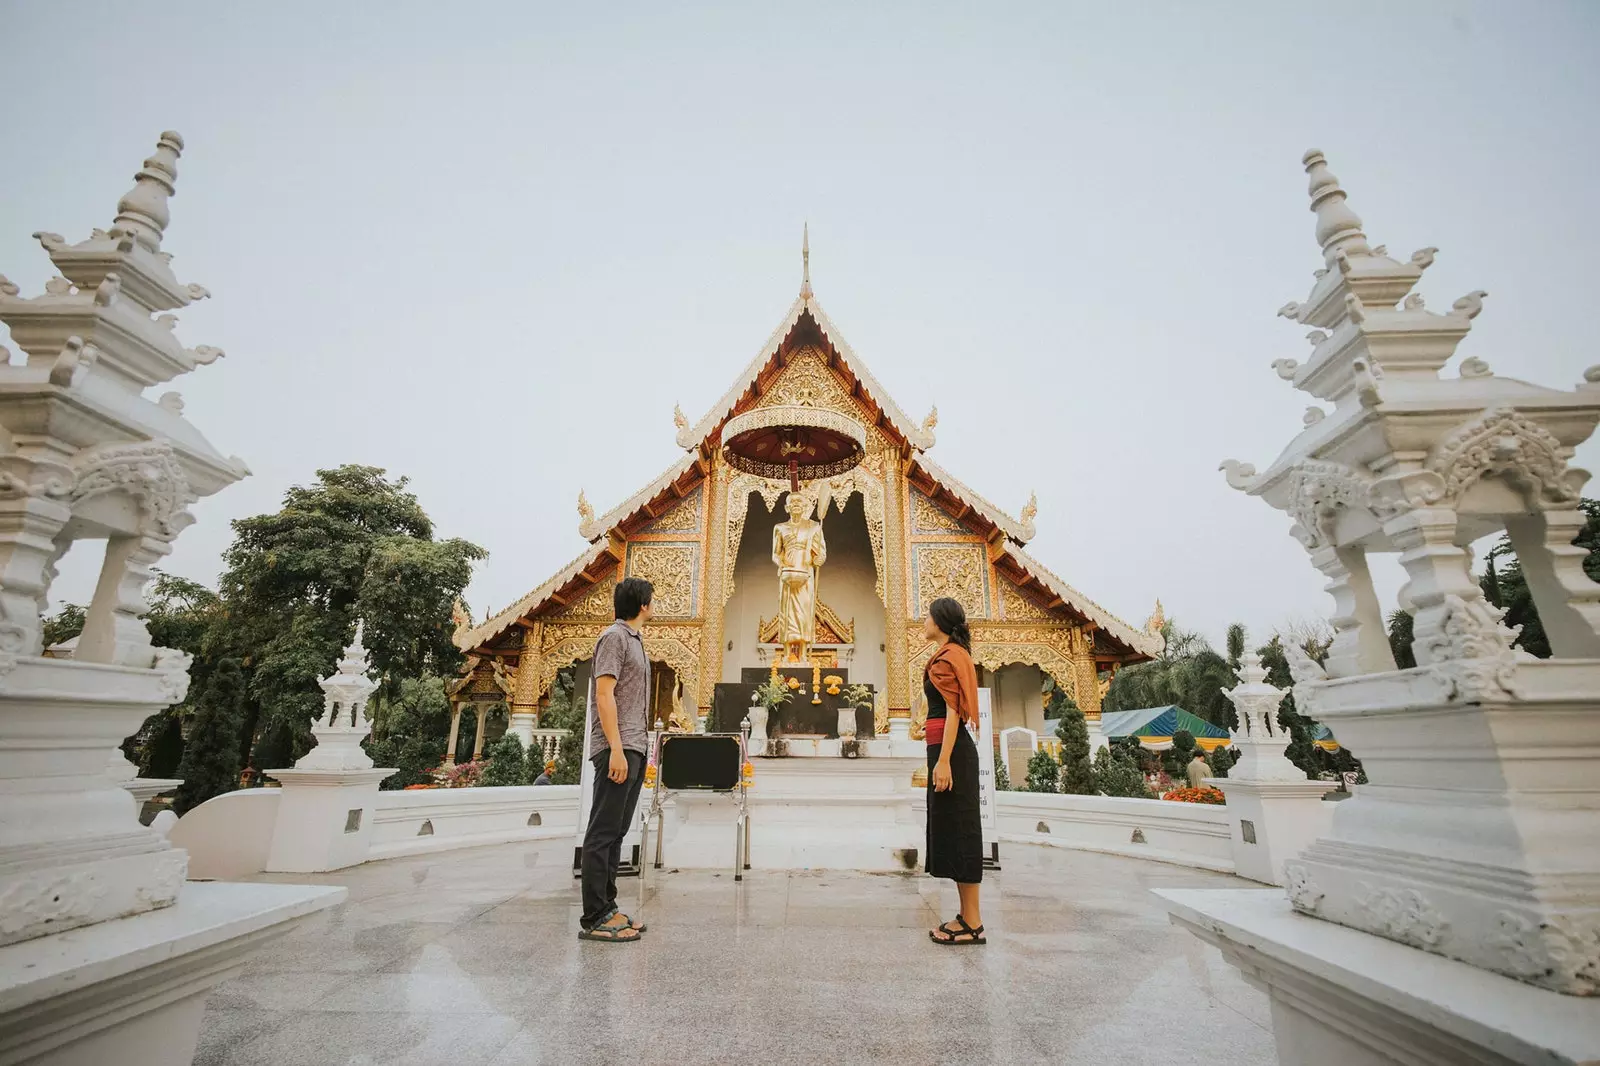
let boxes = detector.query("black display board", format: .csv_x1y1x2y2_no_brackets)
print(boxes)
658,734,743,791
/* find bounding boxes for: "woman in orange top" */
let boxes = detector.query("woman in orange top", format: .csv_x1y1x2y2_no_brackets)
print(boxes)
923,596,985,945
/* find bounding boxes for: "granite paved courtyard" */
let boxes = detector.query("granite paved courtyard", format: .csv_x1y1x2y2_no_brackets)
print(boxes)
196,840,1279,1066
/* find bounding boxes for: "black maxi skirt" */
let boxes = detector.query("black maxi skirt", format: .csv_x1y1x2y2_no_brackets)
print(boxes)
925,724,984,883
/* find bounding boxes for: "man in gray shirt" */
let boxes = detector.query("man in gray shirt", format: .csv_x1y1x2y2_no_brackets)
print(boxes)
578,576,653,942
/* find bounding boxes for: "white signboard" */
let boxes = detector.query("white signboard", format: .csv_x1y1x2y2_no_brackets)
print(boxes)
574,683,595,856
975,688,998,845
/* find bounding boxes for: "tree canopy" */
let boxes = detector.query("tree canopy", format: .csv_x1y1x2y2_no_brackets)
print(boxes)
209,465,485,768
1103,620,1236,730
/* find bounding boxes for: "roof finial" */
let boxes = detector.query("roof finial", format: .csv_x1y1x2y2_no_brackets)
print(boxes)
1302,149,1371,267
111,131,184,253
1021,490,1038,526
577,489,594,525
800,222,812,300
673,403,688,431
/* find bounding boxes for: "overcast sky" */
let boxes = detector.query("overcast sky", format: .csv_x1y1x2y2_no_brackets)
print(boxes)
2,1,1597,651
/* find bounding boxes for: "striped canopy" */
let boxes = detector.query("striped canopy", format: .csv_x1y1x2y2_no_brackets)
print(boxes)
1099,706,1232,752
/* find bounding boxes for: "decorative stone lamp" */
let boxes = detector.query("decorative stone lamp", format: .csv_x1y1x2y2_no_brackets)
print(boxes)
0,131,342,1065
265,621,397,872
1159,148,1600,1065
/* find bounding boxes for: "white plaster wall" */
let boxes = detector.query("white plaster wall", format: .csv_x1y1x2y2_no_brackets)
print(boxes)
723,492,885,692
168,789,283,880
996,792,1234,873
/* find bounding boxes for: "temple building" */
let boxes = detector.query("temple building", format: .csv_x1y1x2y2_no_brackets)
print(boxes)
450,242,1162,755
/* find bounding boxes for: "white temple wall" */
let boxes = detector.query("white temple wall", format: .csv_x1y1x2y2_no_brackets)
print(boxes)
723,492,885,693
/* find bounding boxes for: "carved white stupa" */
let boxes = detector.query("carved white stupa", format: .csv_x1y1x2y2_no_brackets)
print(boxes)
292,621,382,772
1220,652,1305,783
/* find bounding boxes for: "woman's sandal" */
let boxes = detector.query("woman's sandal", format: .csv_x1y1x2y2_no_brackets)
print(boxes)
930,916,986,945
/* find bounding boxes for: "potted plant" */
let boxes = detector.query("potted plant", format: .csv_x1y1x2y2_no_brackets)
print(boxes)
748,677,789,755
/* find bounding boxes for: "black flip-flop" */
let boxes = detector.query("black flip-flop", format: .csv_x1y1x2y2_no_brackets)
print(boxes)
617,913,648,933
930,916,986,945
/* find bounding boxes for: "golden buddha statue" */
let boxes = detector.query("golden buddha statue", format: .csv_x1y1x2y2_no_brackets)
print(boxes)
771,492,827,663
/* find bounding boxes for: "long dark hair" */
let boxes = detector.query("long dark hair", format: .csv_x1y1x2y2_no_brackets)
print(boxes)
928,597,971,651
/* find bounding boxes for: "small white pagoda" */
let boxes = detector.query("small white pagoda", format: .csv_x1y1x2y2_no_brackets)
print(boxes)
264,621,397,872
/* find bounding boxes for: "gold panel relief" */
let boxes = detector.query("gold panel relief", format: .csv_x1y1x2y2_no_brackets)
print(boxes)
645,486,703,536
911,491,968,536
912,543,989,619
1000,582,1053,623
560,571,617,620
626,543,698,618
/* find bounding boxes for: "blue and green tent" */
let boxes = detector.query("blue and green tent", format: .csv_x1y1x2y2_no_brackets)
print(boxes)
1098,706,1231,751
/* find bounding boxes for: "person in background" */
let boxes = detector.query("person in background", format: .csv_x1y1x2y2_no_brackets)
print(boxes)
533,760,555,786
577,576,654,943
922,596,985,945
1187,748,1211,789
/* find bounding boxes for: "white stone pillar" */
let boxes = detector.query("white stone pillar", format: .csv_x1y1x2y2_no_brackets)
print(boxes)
508,709,536,748
1212,653,1334,886
1084,714,1109,754
265,622,396,872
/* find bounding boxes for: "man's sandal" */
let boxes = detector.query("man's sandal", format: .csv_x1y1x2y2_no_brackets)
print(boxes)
579,915,643,943
930,916,986,945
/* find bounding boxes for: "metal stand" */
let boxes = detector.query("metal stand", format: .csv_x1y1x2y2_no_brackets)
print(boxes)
983,841,1002,871
637,722,753,911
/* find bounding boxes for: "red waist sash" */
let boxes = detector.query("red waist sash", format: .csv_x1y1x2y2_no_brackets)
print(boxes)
924,717,946,745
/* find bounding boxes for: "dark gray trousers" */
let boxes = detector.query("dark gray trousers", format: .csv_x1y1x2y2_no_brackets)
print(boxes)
580,749,645,928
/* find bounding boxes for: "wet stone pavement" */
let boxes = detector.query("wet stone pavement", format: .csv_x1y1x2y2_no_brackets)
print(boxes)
196,840,1278,1065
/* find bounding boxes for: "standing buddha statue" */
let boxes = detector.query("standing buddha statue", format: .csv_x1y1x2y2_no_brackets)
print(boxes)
771,492,827,663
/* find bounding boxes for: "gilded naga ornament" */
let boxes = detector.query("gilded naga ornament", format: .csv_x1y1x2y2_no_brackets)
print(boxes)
771,492,827,663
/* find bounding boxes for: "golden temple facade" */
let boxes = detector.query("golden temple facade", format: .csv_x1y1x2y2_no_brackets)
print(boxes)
452,270,1162,737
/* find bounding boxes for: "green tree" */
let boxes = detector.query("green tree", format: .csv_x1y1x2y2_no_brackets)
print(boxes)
122,572,225,774
211,466,485,769
1479,498,1599,659
364,674,453,789
550,669,585,785
479,732,531,787
1103,621,1237,730
993,750,1011,791
1387,609,1416,670
41,602,85,649
1164,728,1197,778
1225,623,1247,670
1055,708,1095,794
1092,744,1151,798
1208,745,1239,779
1023,748,1059,793
173,659,247,815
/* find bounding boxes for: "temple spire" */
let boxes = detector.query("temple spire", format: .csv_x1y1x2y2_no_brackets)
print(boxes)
1303,149,1371,267
111,131,184,253
800,222,812,300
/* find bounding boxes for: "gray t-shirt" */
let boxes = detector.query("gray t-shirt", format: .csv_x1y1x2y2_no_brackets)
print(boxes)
587,620,651,759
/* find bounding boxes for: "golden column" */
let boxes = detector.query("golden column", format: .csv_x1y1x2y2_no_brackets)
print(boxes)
1071,625,1102,718
883,456,911,713
698,461,728,712
510,620,544,726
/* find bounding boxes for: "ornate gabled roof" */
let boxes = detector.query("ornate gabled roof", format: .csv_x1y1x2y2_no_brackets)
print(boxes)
676,293,935,454
909,454,1036,544
998,543,1165,661
578,452,701,542
456,539,614,651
